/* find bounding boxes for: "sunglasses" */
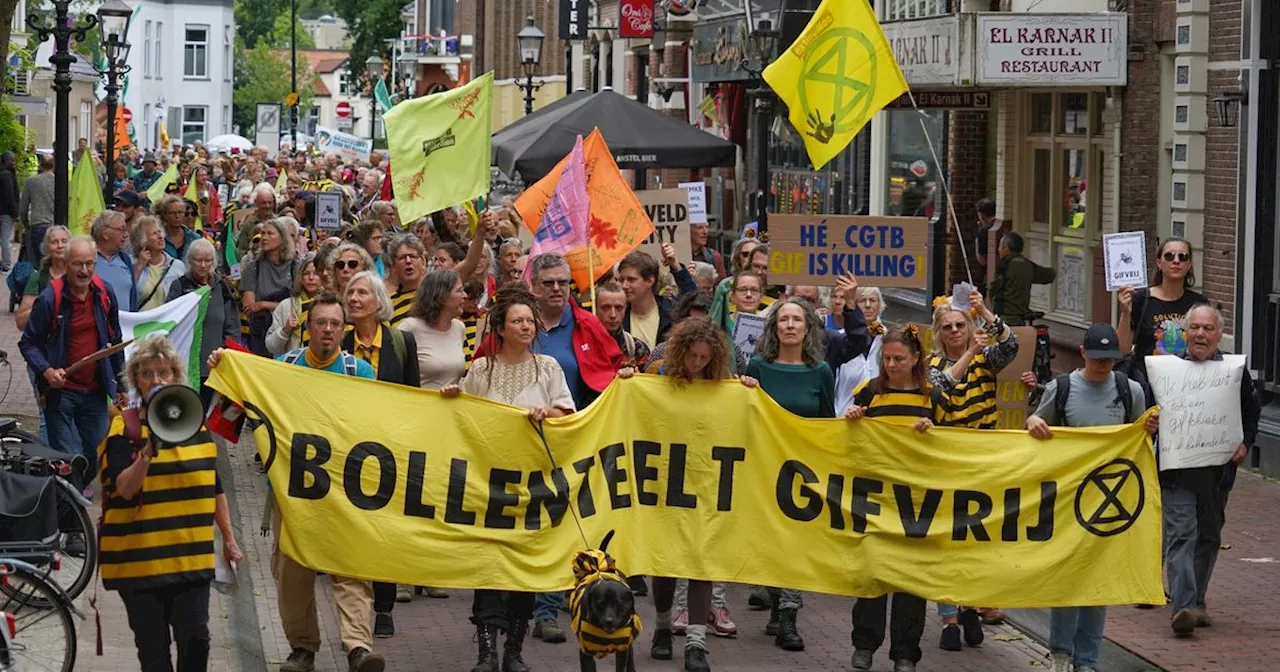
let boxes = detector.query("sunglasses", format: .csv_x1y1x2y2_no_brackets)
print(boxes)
1162,252,1190,263
334,259,362,271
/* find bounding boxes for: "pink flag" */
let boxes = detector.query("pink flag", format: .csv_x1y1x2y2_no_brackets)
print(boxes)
527,136,590,266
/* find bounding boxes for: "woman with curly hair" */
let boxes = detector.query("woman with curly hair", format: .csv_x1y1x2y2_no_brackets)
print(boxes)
441,283,575,672
742,297,835,653
844,326,945,672
616,316,754,672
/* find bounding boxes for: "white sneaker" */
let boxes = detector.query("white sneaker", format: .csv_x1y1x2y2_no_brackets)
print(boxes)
1050,652,1071,672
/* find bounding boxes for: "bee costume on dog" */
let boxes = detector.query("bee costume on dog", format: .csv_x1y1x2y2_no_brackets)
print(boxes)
569,548,643,658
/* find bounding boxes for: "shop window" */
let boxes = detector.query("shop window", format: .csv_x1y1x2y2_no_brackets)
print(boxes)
884,109,945,218
1019,92,1108,324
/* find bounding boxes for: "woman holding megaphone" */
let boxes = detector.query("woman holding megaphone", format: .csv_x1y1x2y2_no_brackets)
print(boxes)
98,335,243,672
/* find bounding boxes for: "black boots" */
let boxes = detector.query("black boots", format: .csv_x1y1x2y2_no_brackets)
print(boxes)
471,625,499,672
774,608,805,651
502,617,531,672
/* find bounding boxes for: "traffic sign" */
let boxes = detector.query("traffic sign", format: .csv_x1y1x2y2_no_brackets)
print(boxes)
122,107,132,123
336,101,352,118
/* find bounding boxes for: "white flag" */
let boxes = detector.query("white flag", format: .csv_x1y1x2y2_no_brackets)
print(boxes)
119,286,210,388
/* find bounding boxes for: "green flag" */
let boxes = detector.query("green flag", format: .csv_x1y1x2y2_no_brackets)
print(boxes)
184,178,204,231
69,155,105,236
146,164,178,202
383,71,492,224
374,78,395,114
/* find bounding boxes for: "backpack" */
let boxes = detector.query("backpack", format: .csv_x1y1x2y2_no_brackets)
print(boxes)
1052,371,1134,426
282,348,360,377
49,276,117,340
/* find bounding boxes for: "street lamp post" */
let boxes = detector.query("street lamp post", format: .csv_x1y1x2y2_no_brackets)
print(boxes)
97,0,133,204
365,54,384,142
516,13,545,116
398,50,416,101
27,2,98,229
741,20,778,235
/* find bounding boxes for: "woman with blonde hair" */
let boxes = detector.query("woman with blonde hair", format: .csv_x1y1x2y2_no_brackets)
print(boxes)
16,225,70,331
130,215,186,310
326,242,374,294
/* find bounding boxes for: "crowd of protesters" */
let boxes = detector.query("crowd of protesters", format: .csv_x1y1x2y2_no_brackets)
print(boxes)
2,140,1259,672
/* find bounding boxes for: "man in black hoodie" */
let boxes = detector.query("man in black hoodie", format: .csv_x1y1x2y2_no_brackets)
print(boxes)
0,152,20,272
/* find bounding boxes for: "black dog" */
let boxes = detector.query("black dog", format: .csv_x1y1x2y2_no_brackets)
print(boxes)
569,531,640,672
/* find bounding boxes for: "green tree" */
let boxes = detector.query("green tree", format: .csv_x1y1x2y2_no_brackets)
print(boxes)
266,12,315,50
0,0,19,88
333,0,402,94
236,0,287,49
232,41,314,137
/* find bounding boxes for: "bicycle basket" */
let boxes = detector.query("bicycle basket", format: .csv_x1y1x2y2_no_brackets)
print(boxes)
0,471,59,545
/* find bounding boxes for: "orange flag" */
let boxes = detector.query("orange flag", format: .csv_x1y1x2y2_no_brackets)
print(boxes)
515,128,656,291
113,108,131,154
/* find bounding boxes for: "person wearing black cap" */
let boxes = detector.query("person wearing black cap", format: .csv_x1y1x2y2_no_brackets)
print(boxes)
1026,323,1157,672
113,190,144,226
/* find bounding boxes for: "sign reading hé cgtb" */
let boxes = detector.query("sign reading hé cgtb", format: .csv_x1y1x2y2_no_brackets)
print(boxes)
768,215,929,288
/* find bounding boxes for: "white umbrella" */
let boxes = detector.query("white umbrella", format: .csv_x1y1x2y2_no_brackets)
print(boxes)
205,134,254,153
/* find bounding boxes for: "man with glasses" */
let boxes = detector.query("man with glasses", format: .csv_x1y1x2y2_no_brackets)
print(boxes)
91,210,137,312
19,236,126,495
207,291,385,672
154,194,201,261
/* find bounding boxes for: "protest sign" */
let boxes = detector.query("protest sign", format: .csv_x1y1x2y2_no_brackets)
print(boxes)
678,181,708,224
917,325,1036,429
315,125,373,162
1103,231,1147,291
208,352,1162,607
1146,354,1246,470
315,191,342,231
768,215,928,288
636,188,692,264
734,313,766,357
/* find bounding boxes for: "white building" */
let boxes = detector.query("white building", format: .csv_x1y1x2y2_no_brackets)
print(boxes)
123,0,236,149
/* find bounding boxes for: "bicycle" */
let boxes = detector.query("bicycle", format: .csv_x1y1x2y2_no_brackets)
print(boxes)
0,469,80,672
0,419,97,603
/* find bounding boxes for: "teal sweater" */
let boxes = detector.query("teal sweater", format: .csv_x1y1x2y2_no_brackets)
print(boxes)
745,356,835,419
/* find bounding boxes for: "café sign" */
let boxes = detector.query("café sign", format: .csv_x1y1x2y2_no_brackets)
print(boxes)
691,17,766,83
881,16,959,87
976,13,1128,86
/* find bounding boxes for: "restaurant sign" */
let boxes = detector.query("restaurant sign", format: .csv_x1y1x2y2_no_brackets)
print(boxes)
976,13,1128,86
691,17,767,83
881,16,959,87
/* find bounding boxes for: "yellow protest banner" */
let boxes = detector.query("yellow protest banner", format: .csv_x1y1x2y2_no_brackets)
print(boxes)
207,352,1162,607
762,0,908,170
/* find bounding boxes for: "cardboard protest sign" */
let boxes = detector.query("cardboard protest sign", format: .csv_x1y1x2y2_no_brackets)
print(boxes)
768,215,928,288
1103,231,1147,291
636,188,692,264
1146,354,1246,470
678,181,708,224
917,325,1037,430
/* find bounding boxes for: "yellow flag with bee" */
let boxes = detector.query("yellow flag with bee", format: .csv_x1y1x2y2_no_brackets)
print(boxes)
762,0,908,170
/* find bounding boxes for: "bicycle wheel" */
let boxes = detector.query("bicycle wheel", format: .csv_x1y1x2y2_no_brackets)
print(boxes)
50,489,95,602
0,563,75,672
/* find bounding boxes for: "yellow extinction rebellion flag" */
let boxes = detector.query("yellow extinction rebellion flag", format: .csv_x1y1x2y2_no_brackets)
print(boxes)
69,154,105,236
763,0,908,170
207,352,1163,607
383,71,493,223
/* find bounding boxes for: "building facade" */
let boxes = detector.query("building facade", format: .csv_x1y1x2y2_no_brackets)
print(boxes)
124,0,236,150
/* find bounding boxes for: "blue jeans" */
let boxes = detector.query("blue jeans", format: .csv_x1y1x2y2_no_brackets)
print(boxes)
0,215,14,267
46,389,109,481
1049,606,1106,669
1162,482,1224,612
534,591,565,622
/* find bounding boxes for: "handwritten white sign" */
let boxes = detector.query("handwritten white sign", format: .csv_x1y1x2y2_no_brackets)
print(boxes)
678,181,708,224
734,313,766,357
1146,354,1245,470
315,191,342,231
1103,231,1147,291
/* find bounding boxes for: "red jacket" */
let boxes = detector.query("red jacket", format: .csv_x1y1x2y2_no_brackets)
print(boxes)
475,300,622,394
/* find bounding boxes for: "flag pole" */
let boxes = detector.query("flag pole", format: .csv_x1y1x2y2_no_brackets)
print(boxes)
907,89,974,287
588,250,597,314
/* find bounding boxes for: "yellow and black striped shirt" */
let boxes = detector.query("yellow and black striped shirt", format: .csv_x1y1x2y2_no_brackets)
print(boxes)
98,416,220,591
390,286,416,328
851,378,947,426
929,353,999,429
568,549,642,659
462,313,481,363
